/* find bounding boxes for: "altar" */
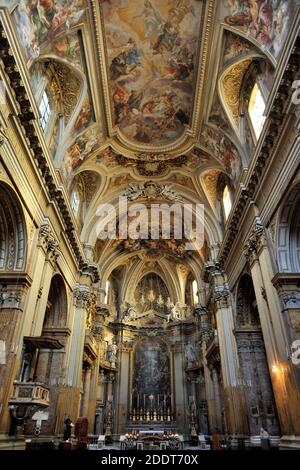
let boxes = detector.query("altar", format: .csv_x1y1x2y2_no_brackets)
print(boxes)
120,430,183,450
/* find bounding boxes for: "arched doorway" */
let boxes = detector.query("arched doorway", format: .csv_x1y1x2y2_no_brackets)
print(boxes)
235,274,280,438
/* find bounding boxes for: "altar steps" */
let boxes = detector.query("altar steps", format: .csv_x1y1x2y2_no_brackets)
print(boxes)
126,421,178,432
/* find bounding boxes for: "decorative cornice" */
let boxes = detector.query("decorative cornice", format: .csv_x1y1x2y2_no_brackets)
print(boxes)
218,34,300,266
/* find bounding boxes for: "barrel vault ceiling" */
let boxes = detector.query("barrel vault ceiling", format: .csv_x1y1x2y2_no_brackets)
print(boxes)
3,0,298,269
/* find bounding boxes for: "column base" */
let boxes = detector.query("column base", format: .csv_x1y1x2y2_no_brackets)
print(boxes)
279,435,300,449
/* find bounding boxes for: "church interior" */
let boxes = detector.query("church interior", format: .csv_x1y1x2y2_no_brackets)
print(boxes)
0,0,300,452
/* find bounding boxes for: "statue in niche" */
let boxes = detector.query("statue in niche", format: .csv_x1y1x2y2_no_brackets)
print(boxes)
185,342,197,366
107,340,118,367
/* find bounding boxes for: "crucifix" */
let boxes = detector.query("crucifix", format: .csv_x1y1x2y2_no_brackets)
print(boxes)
32,410,49,435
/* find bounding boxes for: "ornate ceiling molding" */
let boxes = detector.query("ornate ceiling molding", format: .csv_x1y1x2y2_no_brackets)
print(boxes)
51,61,83,124
201,169,222,207
92,0,214,155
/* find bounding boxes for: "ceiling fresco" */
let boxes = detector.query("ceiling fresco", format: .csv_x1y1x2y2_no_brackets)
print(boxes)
12,0,85,61
6,0,299,193
221,0,300,59
102,0,204,145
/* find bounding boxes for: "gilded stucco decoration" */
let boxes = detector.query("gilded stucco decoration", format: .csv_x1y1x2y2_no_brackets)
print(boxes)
52,61,83,125
220,59,252,126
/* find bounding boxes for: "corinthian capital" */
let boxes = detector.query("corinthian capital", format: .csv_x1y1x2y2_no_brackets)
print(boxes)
212,285,231,308
73,286,90,308
38,223,60,262
244,217,265,262
202,261,223,283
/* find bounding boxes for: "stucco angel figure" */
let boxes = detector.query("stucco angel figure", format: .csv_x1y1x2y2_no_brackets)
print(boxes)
123,183,144,201
160,185,183,202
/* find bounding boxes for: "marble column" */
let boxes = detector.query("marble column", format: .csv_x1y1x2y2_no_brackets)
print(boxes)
97,370,106,404
104,372,115,437
81,366,92,417
211,367,223,433
203,263,249,437
172,342,188,434
116,345,130,434
95,370,106,436
245,219,300,445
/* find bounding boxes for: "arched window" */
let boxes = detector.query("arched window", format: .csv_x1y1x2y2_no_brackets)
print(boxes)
217,174,234,226
222,185,232,221
39,90,51,132
71,189,80,217
248,83,266,140
104,280,110,304
192,280,198,305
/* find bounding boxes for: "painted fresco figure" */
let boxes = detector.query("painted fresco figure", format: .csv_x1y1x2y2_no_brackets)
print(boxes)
110,38,141,81
152,22,180,55
134,1,163,38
